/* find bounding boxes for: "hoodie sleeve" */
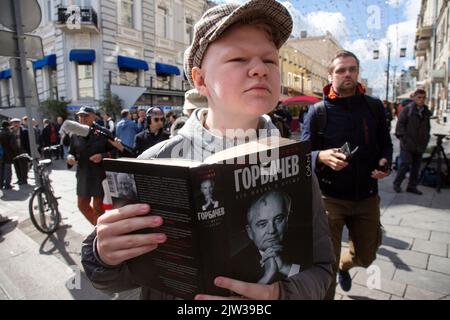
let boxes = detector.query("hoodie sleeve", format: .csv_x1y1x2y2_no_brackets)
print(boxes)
81,137,185,295
278,173,335,300
81,230,140,294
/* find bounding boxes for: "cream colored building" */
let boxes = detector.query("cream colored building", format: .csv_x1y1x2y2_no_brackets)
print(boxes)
279,33,343,99
279,44,328,98
288,32,343,68
0,0,208,115
1,0,156,111
415,0,449,121
151,0,208,107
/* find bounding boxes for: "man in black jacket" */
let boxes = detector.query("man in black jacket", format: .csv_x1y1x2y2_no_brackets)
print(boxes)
393,89,431,195
133,107,169,156
0,120,18,189
10,118,30,185
301,50,393,299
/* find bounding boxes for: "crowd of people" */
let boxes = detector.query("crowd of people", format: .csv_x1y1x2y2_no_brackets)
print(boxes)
0,92,204,189
0,116,55,188
62,93,208,225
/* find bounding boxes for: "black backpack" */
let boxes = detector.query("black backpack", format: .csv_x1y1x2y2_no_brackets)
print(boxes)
314,95,382,149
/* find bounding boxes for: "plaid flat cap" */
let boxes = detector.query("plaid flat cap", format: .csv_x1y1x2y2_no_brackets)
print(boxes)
184,0,293,86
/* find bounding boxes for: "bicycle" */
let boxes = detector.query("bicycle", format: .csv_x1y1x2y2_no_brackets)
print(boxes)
14,145,61,234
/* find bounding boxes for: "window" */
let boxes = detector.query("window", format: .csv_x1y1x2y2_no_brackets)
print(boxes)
73,0,91,6
49,67,57,99
156,75,170,89
294,74,300,89
1,80,11,106
156,6,168,38
119,69,139,86
77,63,94,99
120,0,135,29
47,0,52,22
1,82,6,106
288,73,293,87
186,17,194,43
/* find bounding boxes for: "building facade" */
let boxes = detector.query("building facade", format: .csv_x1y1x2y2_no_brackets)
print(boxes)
139,0,208,108
415,0,449,121
279,44,328,99
279,33,343,99
288,32,343,67
395,66,418,100
0,0,207,116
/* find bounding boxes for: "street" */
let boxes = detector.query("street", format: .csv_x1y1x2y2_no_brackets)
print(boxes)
1,121,450,300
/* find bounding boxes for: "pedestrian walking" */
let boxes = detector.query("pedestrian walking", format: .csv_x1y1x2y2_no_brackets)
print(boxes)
301,50,393,299
393,89,431,195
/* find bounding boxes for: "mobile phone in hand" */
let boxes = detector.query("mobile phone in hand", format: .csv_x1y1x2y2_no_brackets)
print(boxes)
339,142,359,161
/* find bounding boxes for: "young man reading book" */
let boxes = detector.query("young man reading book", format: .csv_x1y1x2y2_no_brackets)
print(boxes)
82,0,334,300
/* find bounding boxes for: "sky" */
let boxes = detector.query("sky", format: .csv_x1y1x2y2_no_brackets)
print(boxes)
217,0,421,99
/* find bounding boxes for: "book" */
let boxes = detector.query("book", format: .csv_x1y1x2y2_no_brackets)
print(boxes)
103,137,313,299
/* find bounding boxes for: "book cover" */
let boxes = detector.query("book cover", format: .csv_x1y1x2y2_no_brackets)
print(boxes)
103,138,313,299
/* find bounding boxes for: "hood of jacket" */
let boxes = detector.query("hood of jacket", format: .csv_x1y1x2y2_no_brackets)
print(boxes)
175,108,279,155
139,108,279,161
323,83,366,100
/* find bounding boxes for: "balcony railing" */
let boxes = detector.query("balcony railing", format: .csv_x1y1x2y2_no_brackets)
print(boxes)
56,6,99,32
416,14,433,39
416,38,431,50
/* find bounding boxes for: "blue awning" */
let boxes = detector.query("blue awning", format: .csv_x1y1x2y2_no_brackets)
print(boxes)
69,49,96,63
33,54,57,70
0,69,11,79
156,62,180,76
118,56,149,71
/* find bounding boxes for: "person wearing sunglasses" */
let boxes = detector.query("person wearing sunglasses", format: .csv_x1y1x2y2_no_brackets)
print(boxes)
133,107,170,157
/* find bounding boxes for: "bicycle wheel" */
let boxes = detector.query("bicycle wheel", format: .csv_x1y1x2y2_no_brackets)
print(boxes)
29,188,60,234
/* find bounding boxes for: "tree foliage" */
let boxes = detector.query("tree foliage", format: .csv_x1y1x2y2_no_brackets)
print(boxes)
99,92,123,120
40,98,69,120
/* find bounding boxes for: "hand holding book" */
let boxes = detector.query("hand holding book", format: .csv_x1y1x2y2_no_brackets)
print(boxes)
102,138,312,298
195,277,280,300
95,204,167,267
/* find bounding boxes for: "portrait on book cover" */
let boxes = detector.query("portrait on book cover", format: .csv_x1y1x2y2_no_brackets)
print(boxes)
199,178,219,211
116,172,137,201
105,172,138,208
232,190,300,284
